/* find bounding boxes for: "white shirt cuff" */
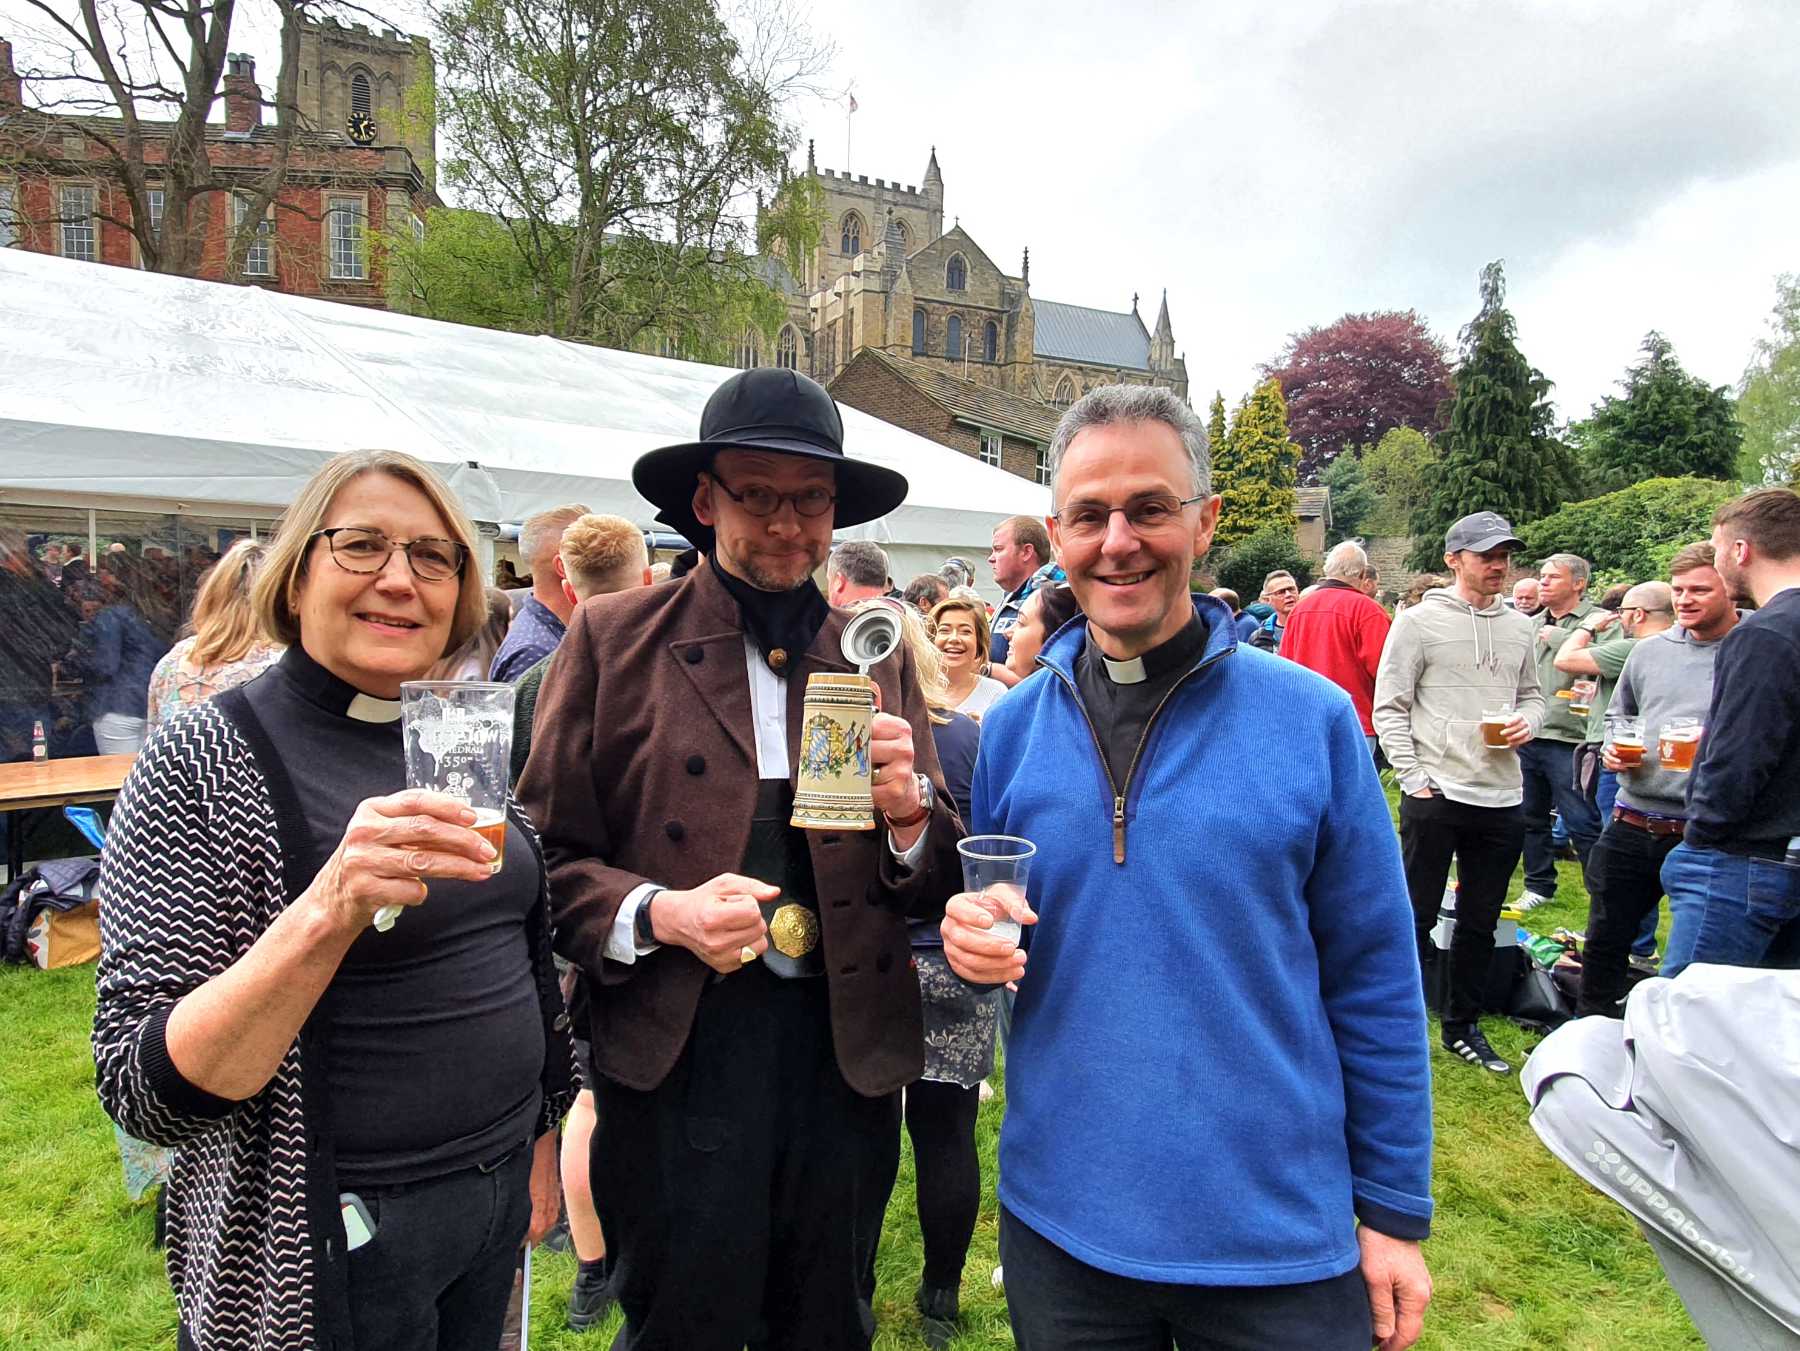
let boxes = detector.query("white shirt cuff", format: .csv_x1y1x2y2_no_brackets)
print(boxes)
608,884,663,964
888,825,929,870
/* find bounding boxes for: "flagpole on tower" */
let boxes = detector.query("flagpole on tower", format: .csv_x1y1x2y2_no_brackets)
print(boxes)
845,83,856,172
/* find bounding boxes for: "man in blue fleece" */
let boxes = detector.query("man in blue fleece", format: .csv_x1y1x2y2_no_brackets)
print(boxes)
942,385,1434,1351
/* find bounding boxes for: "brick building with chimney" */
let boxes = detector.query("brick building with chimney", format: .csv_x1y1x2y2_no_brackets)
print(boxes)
0,19,436,305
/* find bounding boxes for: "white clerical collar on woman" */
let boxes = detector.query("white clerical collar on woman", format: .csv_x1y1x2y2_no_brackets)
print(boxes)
346,694,401,724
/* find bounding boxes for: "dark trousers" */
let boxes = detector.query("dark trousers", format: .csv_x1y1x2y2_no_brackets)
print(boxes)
593,964,898,1351
1399,793,1525,1024
1577,818,1683,1016
342,1145,532,1351
998,1206,1371,1351
1519,738,1600,896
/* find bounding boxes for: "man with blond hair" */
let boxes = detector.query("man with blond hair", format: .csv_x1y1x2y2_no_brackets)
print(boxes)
1577,547,1737,1015
509,512,650,1330
492,503,592,682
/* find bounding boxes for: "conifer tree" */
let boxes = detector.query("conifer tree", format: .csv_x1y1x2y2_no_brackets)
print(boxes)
1207,391,1228,460
1213,379,1301,548
1575,332,1740,491
1410,261,1575,568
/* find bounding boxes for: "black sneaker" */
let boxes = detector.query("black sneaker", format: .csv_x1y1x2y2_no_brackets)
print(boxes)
567,1262,615,1333
1442,1022,1511,1074
915,1283,960,1351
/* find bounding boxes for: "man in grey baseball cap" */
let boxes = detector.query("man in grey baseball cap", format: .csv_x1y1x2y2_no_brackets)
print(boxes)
1374,510,1543,1074
1444,511,1526,555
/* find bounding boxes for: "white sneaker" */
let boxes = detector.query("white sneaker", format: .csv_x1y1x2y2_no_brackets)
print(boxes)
991,1264,1004,1290
1513,890,1553,912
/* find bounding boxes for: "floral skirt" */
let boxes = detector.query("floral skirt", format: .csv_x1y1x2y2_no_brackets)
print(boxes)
916,947,1000,1088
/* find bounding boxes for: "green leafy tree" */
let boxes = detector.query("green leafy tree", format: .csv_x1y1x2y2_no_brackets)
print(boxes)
1739,274,1800,484
1322,451,1376,546
1213,379,1301,549
1410,261,1576,568
1575,332,1740,491
1206,391,1227,460
1361,426,1438,533
429,0,828,352
1515,477,1737,581
1207,526,1313,601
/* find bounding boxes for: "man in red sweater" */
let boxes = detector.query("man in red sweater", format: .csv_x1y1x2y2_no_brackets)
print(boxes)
1282,541,1392,756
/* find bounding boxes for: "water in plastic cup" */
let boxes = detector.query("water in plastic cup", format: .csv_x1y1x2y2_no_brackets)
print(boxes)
957,835,1035,947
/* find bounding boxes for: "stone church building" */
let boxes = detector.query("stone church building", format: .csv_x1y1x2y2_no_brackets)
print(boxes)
753,146,1188,410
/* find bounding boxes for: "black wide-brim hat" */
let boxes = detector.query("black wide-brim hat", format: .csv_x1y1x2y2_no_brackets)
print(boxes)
633,368,909,549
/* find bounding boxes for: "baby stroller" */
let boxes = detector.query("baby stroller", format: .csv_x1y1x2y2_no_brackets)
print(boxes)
1521,966,1800,1349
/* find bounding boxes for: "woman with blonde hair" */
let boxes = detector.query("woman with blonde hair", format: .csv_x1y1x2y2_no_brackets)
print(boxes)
853,598,995,1348
94,449,575,1351
145,539,283,727
424,585,514,681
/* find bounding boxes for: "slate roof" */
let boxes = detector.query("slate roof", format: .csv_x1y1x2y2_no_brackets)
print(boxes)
1032,299,1151,371
1297,487,1332,523
842,349,1062,445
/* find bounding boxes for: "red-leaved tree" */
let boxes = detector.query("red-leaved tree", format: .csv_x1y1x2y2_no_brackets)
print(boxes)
1260,310,1453,480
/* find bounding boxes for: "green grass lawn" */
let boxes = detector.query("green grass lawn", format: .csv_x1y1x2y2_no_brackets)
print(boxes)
0,846,1701,1350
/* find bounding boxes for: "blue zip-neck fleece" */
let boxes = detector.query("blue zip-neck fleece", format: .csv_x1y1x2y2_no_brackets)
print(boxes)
975,596,1433,1284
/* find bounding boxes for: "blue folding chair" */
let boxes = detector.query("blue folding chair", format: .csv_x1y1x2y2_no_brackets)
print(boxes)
63,805,107,853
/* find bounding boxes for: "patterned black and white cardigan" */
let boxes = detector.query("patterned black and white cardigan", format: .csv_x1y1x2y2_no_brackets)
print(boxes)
92,696,577,1351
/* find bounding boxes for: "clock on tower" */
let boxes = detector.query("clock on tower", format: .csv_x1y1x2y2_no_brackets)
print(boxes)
346,111,377,145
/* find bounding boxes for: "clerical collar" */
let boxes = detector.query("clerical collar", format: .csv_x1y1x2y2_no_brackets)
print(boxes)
279,645,403,723
709,552,829,675
1091,613,1208,686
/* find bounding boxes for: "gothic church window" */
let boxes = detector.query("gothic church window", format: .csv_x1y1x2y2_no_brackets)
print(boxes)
984,321,998,363
946,254,966,291
777,326,798,370
945,315,961,359
351,72,372,117
736,329,758,369
1053,374,1076,407
911,309,925,355
840,213,862,256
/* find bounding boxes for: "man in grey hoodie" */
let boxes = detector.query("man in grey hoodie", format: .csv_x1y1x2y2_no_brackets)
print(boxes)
1375,513,1545,1074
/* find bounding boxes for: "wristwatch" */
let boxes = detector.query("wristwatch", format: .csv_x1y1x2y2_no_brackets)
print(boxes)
885,773,935,830
634,890,660,946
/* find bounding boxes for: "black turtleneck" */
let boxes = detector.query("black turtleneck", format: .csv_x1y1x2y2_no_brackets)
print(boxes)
244,646,544,1185
709,552,830,672
1074,612,1210,793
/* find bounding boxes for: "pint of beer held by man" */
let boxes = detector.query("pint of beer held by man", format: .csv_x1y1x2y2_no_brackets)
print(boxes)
1610,716,1646,768
1482,706,1514,750
1659,717,1703,773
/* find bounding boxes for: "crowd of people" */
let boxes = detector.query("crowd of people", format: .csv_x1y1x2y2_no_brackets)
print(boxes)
72,364,1800,1351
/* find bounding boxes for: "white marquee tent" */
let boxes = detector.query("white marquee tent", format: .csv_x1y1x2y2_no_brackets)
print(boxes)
0,247,1049,593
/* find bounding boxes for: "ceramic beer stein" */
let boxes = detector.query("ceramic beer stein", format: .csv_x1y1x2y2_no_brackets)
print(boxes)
791,671,878,830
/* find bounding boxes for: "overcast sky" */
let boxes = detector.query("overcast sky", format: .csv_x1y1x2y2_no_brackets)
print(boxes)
6,0,1795,422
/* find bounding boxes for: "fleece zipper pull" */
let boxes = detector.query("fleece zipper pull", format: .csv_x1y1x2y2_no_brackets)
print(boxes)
1113,796,1127,864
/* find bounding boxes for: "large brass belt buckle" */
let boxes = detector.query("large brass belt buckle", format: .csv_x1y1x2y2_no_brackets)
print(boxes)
769,903,820,958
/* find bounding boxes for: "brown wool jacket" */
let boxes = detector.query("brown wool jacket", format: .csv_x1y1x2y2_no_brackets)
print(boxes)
517,562,963,1096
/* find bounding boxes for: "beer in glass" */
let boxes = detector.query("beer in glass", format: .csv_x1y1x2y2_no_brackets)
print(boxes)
1482,706,1514,749
1610,716,1645,768
380,681,517,930
1569,677,1597,718
1659,717,1702,773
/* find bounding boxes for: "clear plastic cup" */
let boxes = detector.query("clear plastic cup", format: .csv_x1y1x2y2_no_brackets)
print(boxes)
957,834,1035,946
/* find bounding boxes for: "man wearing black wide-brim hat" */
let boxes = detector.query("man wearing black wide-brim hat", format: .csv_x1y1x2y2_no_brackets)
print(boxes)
519,368,962,1349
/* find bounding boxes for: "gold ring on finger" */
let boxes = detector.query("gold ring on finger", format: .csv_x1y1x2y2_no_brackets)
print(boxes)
739,946,758,964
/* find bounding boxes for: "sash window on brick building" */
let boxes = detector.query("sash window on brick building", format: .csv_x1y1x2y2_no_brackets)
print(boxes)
327,196,366,280
59,185,97,261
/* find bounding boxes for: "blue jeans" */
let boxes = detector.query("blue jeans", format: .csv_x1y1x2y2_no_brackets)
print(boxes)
1660,842,1800,977
1519,739,1601,896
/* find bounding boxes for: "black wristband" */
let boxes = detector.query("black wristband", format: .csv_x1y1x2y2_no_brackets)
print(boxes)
634,891,659,946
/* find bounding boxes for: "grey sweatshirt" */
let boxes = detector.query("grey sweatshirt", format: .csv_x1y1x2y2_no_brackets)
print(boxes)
1374,587,1545,807
1610,624,1731,817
